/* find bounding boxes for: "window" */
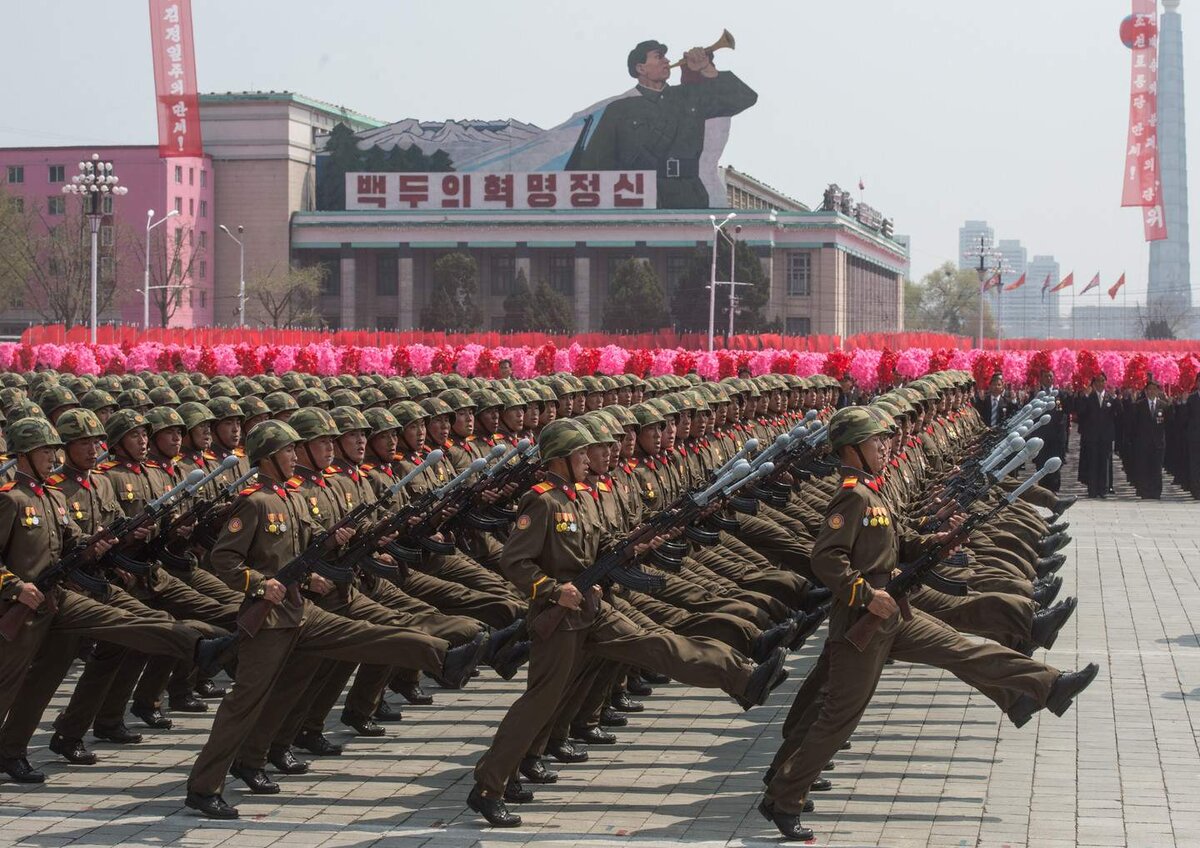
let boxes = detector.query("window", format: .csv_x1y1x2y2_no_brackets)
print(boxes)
376,253,398,296
666,254,690,295
47,196,65,215
318,259,341,295
174,228,183,248
187,229,193,247
199,289,207,308
198,231,207,250
174,165,183,184
188,198,194,216
48,165,64,183
101,195,113,214
188,167,194,186
198,200,207,218
99,256,113,280
200,169,207,187
491,253,516,296
9,197,23,213
549,254,575,295
199,261,207,280
187,289,193,307
785,316,811,336
786,252,811,297
6,166,23,184
100,225,113,247
174,197,182,214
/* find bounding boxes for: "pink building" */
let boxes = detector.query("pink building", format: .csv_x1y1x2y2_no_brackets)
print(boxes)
0,145,214,334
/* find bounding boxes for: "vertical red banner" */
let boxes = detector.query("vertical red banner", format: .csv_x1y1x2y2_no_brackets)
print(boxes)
1119,0,1166,240
149,0,203,157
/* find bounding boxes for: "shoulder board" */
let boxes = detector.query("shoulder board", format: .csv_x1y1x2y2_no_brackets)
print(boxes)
324,465,339,475
44,473,65,486
239,482,265,496
144,459,163,468
574,482,590,491
841,476,859,489
233,446,246,457
0,482,15,492
202,450,218,460
531,481,555,494
96,460,120,471
465,434,476,442
360,462,376,472
286,476,303,489
597,481,612,492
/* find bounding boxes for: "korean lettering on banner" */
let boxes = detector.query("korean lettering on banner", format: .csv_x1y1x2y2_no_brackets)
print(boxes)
343,171,656,210
149,0,203,158
1120,0,1166,241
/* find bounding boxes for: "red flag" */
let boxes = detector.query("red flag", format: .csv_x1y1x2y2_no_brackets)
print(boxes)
1003,272,1027,292
980,271,1002,292
1080,273,1101,295
1108,273,1127,300
1049,272,1074,294
1040,273,1053,297
149,0,203,157
858,177,865,191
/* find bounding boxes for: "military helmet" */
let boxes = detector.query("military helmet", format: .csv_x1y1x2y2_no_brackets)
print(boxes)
105,409,150,447
443,373,468,389
494,389,525,410
289,407,341,442
538,418,592,462
235,378,264,398
358,387,387,408
239,396,272,420
7,417,64,453
602,404,638,429
330,388,363,409
390,400,429,429
0,386,27,413
577,414,619,445
36,385,79,416
364,407,401,436
79,389,118,414
145,406,187,437
142,373,168,390
631,402,666,429
177,401,217,433
379,380,410,402
264,391,300,415
245,420,302,465
439,388,475,412
331,405,370,435
280,373,307,393
9,400,44,420
296,388,333,409
178,385,211,404
52,409,106,443
0,374,27,389
828,406,892,451
207,396,244,422
470,388,502,411
421,374,448,394
147,386,180,407
420,397,454,419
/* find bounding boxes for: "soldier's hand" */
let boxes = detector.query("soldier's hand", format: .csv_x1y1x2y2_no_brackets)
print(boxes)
133,526,152,542
867,590,899,618
262,578,287,605
589,585,603,604
87,536,117,559
333,526,354,546
17,582,45,610
557,583,583,610
377,531,399,547
480,488,501,504
307,574,336,596
173,518,196,540
684,46,716,75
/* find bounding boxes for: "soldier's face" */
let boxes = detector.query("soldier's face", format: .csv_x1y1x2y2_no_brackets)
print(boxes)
26,446,58,478
662,417,678,450
585,393,603,412
188,422,212,451
586,444,609,474
525,405,540,430
501,407,525,432
272,444,298,479
155,427,183,459
371,430,399,460
568,447,589,481
306,436,335,469
96,406,114,424
637,423,662,455
617,387,632,405
216,418,241,449
637,50,671,85
401,421,425,453
340,430,368,463
676,412,691,440
542,404,558,424
427,416,451,446
478,408,500,434
66,437,102,470
620,426,636,459
121,428,149,462
453,408,475,437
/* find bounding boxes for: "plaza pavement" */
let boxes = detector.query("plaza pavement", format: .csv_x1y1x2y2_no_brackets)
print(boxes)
1,465,1198,848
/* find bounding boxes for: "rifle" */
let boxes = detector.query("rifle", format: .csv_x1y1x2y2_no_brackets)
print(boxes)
0,468,206,642
371,453,492,561
139,455,243,569
189,468,259,549
464,439,543,525
236,452,444,638
843,457,1062,653
0,457,17,477
530,458,775,641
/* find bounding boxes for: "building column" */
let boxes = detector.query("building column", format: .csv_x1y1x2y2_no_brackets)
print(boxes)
574,244,591,332
515,242,531,288
397,246,414,330
339,244,356,330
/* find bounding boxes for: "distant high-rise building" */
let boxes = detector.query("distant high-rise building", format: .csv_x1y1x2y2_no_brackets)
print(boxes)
989,239,1036,338
1025,255,1063,337
958,220,994,271
1147,0,1193,325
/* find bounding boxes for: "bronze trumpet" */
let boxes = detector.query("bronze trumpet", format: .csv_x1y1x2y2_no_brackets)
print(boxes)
669,29,735,68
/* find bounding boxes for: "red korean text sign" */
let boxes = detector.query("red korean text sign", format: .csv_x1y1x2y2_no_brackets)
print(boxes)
1120,0,1166,240
345,171,657,211
149,0,203,157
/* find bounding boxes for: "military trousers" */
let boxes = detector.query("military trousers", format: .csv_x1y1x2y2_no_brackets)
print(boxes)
473,600,755,797
764,609,1058,815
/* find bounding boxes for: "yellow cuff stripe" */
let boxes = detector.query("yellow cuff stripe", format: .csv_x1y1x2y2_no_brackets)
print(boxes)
244,571,251,593
848,577,864,607
531,575,549,600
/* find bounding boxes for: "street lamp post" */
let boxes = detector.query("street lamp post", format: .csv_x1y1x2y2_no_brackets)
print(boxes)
726,224,743,339
708,212,736,351
143,209,179,329
219,224,246,327
62,154,127,344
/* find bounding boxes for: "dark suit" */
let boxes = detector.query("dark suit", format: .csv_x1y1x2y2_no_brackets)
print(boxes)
1186,392,1200,499
1130,396,1170,498
1035,392,1070,491
973,393,1017,428
1077,391,1120,497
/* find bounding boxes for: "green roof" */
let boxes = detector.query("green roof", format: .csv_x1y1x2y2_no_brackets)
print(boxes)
198,91,384,129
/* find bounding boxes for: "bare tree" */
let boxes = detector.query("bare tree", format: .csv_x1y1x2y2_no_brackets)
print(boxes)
1138,294,1190,340
146,222,202,327
0,187,131,328
247,262,327,328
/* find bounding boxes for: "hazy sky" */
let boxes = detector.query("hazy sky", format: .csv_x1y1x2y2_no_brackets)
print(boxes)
4,0,1197,307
